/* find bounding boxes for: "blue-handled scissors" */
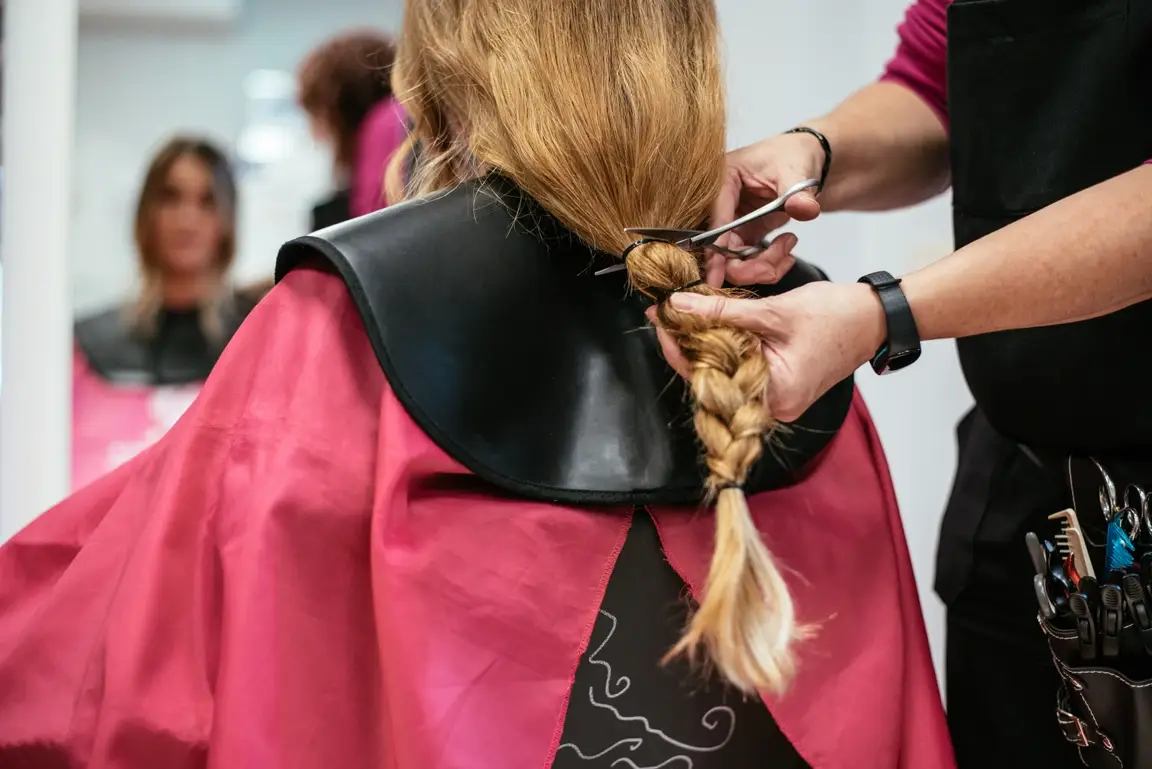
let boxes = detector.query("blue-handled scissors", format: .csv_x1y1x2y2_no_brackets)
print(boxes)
594,177,821,276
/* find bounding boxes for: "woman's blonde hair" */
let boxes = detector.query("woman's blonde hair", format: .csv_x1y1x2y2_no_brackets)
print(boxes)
387,0,803,694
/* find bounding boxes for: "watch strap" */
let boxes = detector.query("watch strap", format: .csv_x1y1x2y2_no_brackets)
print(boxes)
857,270,921,374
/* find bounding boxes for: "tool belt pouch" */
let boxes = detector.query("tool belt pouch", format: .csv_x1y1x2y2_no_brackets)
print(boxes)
1043,616,1152,767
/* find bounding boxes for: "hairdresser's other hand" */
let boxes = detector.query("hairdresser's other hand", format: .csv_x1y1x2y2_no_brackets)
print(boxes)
709,131,825,250
701,132,824,286
648,282,885,422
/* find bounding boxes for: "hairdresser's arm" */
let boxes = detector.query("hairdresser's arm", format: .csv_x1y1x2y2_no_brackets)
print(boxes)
812,0,953,211
664,165,1152,421
803,83,950,213
713,0,950,265
896,164,1152,340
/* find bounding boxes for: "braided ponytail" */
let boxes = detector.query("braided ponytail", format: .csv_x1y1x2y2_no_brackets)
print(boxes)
391,0,806,694
628,242,803,693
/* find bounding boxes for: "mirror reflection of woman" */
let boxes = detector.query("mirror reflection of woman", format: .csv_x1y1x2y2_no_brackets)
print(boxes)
72,137,263,488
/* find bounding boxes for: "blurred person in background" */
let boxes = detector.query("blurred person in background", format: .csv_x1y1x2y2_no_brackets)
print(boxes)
298,29,406,229
72,136,266,489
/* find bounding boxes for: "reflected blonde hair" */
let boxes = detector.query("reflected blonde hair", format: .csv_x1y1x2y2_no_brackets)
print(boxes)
387,0,803,694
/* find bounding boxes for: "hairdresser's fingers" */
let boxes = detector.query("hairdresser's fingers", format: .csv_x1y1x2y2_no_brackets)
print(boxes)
710,166,742,238
704,253,727,288
783,190,821,222
646,307,693,378
667,292,775,336
713,211,788,253
723,233,799,287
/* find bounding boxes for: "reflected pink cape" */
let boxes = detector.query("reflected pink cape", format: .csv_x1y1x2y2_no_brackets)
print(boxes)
0,265,954,768
71,351,202,491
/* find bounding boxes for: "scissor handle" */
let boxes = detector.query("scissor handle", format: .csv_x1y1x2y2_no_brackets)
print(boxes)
689,177,820,248
1092,457,1119,519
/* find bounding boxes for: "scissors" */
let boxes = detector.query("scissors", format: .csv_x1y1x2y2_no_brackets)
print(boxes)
593,177,821,276
1123,482,1151,543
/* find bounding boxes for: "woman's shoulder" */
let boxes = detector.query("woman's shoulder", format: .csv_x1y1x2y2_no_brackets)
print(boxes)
75,304,128,335
74,304,136,365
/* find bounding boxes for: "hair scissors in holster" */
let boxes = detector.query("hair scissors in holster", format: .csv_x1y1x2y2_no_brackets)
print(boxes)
594,177,822,276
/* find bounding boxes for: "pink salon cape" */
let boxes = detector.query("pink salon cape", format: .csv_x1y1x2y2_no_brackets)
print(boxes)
0,263,955,769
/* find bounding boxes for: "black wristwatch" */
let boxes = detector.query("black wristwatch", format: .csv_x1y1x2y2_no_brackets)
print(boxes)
857,271,921,375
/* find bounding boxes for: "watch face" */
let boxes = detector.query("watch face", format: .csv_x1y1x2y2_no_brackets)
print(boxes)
886,348,922,372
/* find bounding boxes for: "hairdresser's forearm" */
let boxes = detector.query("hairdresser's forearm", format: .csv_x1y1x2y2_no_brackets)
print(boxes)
803,82,951,213
897,165,1152,341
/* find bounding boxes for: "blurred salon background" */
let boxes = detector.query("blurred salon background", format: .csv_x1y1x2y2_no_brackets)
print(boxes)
0,0,971,684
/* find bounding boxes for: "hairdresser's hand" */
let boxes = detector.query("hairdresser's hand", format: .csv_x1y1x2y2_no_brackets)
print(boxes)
648,281,885,422
702,132,825,286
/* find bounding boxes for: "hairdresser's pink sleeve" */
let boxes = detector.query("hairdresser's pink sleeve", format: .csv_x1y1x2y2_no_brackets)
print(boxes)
880,0,949,129
351,97,409,217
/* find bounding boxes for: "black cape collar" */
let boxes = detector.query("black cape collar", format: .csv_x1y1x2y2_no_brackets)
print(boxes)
276,176,853,505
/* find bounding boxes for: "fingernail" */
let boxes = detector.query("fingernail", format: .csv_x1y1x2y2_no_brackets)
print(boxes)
669,293,703,312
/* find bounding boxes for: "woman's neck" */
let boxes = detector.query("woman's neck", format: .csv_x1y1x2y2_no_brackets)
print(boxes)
161,274,216,310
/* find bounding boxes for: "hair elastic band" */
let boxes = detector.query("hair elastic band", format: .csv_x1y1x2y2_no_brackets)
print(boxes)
716,481,743,492
621,237,663,265
618,239,705,304
650,279,705,305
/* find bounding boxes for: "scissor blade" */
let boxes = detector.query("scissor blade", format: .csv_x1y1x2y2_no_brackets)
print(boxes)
623,227,699,243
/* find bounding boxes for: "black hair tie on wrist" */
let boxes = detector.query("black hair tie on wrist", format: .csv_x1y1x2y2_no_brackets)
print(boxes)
784,126,832,193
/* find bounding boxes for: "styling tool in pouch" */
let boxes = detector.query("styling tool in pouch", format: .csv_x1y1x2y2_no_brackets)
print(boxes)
1080,576,1102,612
1123,482,1150,545
1066,556,1082,586
1100,585,1123,658
1142,551,1152,589
1027,531,1049,576
1051,562,1074,595
1035,573,1057,620
1051,508,1096,581
1105,510,1138,572
1121,574,1152,653
1069,592,1097,661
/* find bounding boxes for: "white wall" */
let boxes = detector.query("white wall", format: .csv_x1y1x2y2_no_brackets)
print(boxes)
71,0,401,316
718,0,972,686
1,0,79,538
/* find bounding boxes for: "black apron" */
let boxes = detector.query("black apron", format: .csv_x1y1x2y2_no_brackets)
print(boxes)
938,0,1152,765
311,188,353,231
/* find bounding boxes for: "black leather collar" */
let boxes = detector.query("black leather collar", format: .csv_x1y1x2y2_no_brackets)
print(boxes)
275,176,853,505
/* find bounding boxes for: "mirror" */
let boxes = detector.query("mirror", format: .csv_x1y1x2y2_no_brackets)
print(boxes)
69,0,404,489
